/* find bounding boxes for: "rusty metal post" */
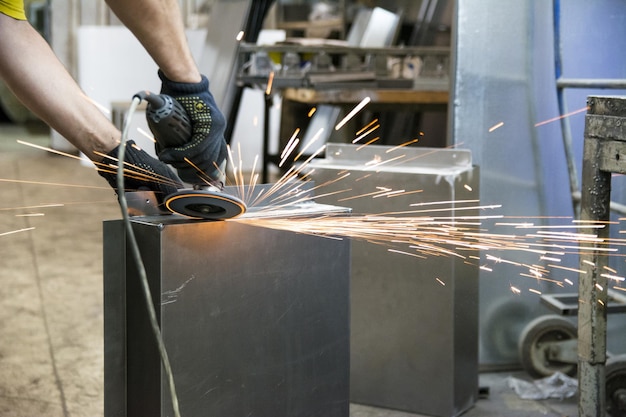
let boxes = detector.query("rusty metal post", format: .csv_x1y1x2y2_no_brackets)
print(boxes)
579,96,626,416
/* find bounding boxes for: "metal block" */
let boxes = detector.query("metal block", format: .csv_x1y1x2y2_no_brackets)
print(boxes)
307,144,479,417
104,215,350,417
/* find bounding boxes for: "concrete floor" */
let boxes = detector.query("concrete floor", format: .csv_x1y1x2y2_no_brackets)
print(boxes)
0,121,579,416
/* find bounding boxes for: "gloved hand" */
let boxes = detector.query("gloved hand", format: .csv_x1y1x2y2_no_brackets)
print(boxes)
156,70,228,187
98,140,183,203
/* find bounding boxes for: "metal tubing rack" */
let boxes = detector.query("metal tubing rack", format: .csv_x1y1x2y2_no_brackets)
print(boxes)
578,95,626,416
236,42,450,90
540,290,626,317
234,42,451,183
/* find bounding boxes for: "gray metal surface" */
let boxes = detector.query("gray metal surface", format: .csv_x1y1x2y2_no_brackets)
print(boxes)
307,144,479,417
103,216,351,417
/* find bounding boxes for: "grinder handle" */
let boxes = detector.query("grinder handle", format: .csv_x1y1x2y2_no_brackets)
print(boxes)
134,91,193,148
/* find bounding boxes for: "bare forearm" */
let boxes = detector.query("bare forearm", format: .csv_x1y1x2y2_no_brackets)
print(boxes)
105,0,201,83
0,16,119,160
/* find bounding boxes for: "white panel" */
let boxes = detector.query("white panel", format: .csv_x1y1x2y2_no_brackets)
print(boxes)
77,26,206,110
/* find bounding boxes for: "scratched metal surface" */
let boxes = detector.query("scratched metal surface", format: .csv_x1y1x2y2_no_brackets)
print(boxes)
104,218,351,417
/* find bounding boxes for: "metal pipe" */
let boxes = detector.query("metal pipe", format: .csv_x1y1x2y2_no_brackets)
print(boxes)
557,78,626,89
553,0,581,217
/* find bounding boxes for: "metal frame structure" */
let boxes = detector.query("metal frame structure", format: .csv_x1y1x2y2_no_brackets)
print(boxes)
578,95,626,416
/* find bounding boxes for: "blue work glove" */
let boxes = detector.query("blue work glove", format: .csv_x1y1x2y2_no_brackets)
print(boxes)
98,140,183,202
156,70,228,187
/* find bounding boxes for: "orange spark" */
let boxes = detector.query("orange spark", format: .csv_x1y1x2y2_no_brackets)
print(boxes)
356,137,380,150
0,178,108,190
265,71,275,95
535,106,589,127
488,121,504,132
335,97,371,130
385,139,419,153
17,139,83,161
357,118,379,135
0,227,35,237
353,124,380,144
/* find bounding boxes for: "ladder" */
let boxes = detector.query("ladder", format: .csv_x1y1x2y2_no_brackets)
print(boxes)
552,0,626,217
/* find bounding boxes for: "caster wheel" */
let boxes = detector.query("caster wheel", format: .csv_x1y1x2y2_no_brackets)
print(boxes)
518,315,577,378
607,354,626,417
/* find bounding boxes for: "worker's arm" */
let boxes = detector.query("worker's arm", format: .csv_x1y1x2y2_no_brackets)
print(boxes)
105,0,229,186
0,13,182,198
104,0,201,84
0,13,119,160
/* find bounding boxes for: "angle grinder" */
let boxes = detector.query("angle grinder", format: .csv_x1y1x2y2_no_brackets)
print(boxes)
134,91,246,220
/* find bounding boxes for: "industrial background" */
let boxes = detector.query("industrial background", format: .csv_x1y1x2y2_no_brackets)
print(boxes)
1,0,626,416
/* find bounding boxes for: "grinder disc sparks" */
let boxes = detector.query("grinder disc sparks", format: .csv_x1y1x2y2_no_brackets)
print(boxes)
165,190,246,220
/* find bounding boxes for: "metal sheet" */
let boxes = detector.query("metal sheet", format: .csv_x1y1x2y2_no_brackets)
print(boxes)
307,144,479,417
104,216,350,417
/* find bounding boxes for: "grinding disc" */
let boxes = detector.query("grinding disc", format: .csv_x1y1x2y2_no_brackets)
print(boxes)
165,190,246,220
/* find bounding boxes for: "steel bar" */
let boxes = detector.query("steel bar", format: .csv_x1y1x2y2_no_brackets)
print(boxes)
557,78,626,90
238,42,450,57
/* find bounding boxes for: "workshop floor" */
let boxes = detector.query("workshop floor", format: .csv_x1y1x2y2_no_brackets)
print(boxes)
0,121,579,417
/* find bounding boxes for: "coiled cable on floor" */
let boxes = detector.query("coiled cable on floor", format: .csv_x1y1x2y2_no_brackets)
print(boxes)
117,96,182,417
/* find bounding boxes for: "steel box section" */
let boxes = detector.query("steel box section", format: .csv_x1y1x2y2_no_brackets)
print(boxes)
307,144,479,417
103,218,350,417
